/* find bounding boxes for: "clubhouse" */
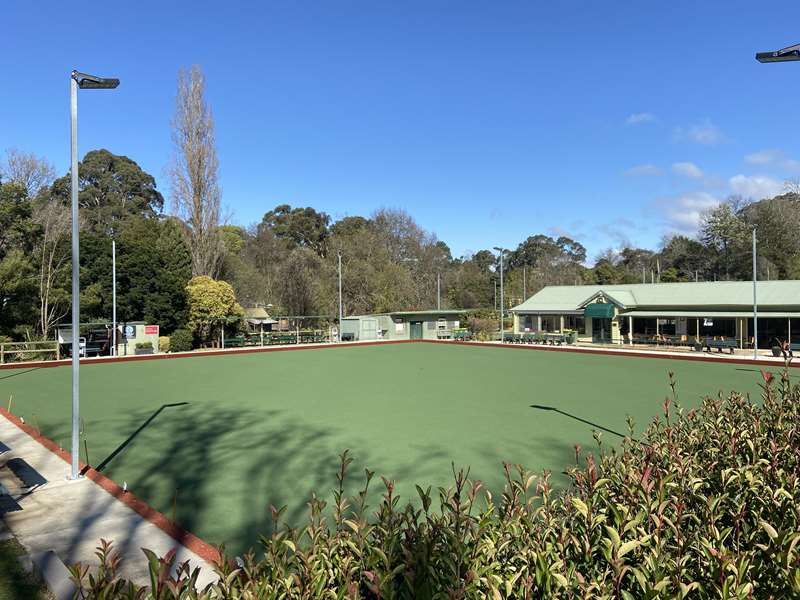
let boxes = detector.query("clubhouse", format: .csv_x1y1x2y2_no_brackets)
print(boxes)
509,281,800,349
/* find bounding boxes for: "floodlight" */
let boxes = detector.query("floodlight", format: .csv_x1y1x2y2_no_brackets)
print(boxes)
71,70,120,89
756,43,800,63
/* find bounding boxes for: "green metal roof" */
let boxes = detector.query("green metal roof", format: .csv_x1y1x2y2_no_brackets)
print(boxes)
510,281,800,313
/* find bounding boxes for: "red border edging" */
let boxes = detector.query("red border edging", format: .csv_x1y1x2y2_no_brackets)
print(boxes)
0,339,418,371
420,339,799,368
0,406,221,564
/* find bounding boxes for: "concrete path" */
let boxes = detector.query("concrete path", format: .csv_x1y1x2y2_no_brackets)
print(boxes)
0,412,219,589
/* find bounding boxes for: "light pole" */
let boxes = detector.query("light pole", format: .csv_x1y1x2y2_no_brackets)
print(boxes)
754,44,799,357
112,238,117,356
493,247,506,341
69,70,119,480
436,272,441,310
337,250,343,342
756,43,800,64
752,227,758,360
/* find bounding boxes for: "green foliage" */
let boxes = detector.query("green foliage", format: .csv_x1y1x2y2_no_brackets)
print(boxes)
262,204,330,256
158,336,170,353
168,329,193,353
76,371,800,598
49,149,163,235
186,276,243,344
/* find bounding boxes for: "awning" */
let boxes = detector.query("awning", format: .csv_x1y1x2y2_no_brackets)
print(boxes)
620,311,800,319
584,303,615,318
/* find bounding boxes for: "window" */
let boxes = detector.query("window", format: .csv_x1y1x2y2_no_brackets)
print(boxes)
427,321,437,330
564,315,585,332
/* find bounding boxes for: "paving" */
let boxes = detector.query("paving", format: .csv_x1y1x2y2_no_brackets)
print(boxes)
0,413,218,589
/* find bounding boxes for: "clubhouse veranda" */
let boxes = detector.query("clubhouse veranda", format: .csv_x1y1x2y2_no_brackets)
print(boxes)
510,280,800,350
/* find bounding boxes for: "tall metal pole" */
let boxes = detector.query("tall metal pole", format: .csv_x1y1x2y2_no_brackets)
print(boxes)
753,227,758,360
523,265,527,299
337,251,343,342
69,76,81,480
112,239,116,357
499,253,504,341
436,272,441,310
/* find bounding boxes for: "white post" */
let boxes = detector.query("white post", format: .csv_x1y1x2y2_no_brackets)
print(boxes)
437,272,441,310
69,75,81,480
628,315,633,345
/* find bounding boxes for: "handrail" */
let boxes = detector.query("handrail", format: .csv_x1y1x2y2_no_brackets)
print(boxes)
0,341,60,364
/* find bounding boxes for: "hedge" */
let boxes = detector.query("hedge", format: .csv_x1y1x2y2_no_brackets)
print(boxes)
72,369,800,598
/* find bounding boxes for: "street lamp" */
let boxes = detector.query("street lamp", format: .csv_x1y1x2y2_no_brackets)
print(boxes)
69,70,119,481
493,247,507,342
756,43,800,63
754,45,799,357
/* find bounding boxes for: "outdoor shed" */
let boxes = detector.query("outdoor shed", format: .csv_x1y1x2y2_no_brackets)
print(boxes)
341,310,468,341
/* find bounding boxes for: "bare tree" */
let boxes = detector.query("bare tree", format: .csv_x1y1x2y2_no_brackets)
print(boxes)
32,197,71,339
1,148,56,197
169,65,223,277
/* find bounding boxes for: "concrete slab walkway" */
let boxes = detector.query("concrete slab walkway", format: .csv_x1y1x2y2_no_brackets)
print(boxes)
0,411,219,589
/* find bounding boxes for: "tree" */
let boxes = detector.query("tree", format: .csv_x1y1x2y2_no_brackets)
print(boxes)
50,149,164,234
0,148,55,197
262,204,330,256
330,216,369,238
699,199,750,279
31,194,71,339
0,182,38,337
170,65,223,277
186,275,243,345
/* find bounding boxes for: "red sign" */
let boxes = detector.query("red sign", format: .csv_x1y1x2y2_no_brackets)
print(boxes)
144,325,159,335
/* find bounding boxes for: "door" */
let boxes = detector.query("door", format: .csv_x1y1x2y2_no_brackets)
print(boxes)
592,318,611,343
410,321,423,340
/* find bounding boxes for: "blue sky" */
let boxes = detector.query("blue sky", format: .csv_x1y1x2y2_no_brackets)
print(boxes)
2,2,800,260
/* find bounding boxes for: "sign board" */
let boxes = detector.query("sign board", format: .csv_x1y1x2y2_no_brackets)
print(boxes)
124,324,136,339
395,322,404,333
703,318,713,327
144,325,159,335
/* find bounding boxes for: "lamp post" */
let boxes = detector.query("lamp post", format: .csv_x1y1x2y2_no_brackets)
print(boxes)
436,272,441,310
337,250,343,342
69,70,119,481
754,43,799,357
493,247,507,342
752,227,758,360
112,238,117,356
756,43,800,64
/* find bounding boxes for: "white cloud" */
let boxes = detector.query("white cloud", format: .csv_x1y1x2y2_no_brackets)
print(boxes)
728,174,783,200
671,162,704,179
745,149,781,165
626,112,655,125
653,191,720,233
674,120,724,145
624,164,663,177
745,149,800,172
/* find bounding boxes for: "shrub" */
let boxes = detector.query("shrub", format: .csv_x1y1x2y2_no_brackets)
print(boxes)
168,329,194,353
134,341,153,350
158,336,170,353
74,369,800,598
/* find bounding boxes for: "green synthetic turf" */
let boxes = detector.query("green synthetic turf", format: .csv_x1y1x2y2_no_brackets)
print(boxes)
0,343,767,554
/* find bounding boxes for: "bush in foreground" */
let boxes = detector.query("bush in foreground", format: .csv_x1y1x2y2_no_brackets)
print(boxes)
73,370,800,598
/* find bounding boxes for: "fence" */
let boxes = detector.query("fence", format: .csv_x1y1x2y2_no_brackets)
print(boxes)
0,341,60,364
